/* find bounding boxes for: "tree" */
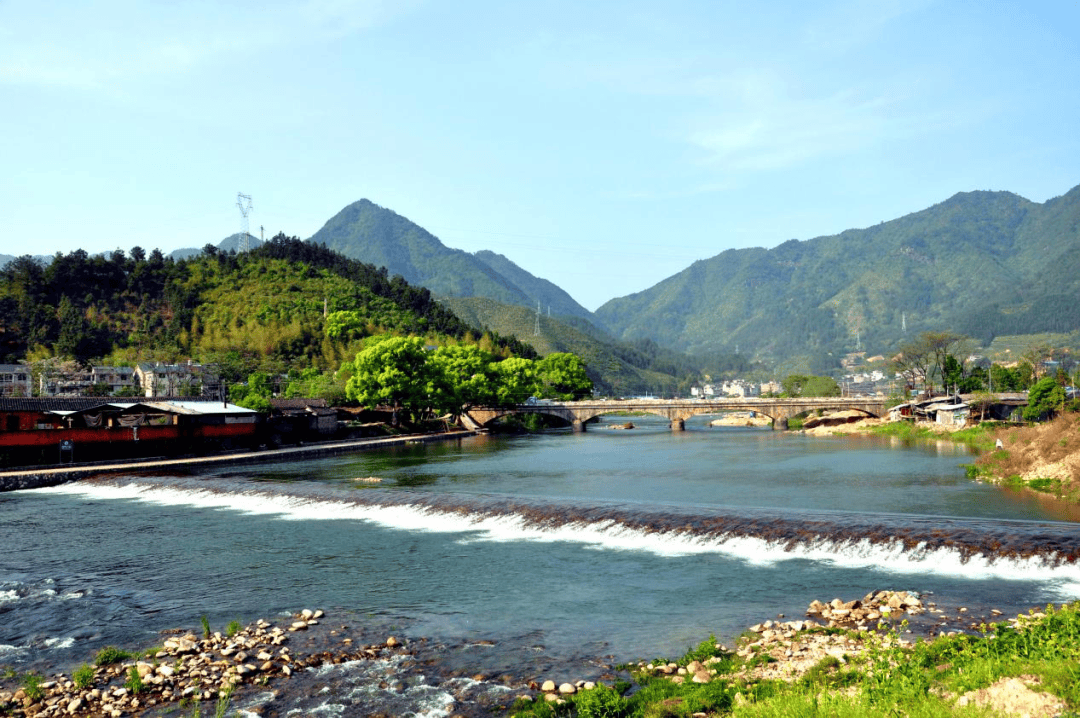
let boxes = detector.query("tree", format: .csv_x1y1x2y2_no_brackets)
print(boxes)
1023,376,1065,422
491,357,540,406
428,344,495,414
893,331,970,394
536,353,592,400
345,336,435,424
780,374,840,397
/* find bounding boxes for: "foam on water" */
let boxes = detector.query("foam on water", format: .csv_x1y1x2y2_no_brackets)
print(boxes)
37,480,1080,595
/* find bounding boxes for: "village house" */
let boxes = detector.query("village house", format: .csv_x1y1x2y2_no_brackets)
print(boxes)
134,361,219,398
0,364,32,398
91,366,138,395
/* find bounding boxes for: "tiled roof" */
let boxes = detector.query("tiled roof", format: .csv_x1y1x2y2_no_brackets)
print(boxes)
269,398,330,409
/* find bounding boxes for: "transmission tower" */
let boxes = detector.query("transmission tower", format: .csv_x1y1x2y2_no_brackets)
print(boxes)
534,301,541,336
236,192,253,252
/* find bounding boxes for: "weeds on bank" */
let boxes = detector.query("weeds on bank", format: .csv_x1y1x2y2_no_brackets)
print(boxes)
181,683,233,718
94,645,135,666
72,663,94,690
508,603,1080,718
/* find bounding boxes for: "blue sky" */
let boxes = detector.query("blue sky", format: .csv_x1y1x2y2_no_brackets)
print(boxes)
2,0,1077,310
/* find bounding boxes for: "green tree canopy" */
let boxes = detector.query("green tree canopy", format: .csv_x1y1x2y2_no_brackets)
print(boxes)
491,357,540,405
536,352,592,400
428,344,496,414
345,336,435,424
780,374,840,397
1023,376,1065,422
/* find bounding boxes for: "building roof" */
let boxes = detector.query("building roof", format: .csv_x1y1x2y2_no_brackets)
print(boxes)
0,397,255,414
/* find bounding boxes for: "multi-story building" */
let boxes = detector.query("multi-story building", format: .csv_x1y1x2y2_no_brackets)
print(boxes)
134,361,219,398
0,364,32,398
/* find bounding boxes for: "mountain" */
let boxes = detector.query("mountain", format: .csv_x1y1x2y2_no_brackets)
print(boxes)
0,254,53,269
170,233,264,261
0,235,534,371
439,296,676,396
595,184,1080,370
471,250,595,322
307,200,595,321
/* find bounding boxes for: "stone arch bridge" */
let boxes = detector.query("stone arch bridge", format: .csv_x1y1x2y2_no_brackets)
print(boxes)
463,397,888,433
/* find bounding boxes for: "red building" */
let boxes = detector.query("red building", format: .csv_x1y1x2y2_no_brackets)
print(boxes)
0,398,260,466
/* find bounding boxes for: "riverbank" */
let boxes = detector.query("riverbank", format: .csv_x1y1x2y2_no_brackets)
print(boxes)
5,594,1074,718
508,598,1080,718
802,411,1080,503
0,428,480,492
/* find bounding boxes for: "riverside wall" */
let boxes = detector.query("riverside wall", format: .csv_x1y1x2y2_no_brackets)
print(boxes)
0,429,480,493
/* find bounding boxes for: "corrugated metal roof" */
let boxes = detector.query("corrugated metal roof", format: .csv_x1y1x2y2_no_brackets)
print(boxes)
0,397,256,415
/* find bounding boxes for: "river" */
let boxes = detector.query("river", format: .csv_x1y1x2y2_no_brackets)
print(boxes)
3,415,1079,716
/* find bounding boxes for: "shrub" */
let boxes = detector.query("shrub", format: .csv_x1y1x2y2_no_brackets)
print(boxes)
72,663,95,690
22,673,45,701
94,646,134,666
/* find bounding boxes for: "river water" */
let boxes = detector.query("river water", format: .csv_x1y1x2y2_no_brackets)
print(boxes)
3,416,1080,716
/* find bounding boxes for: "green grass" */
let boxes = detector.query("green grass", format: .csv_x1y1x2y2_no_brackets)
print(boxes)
125,665,145,695
508,603,1080,718
867,421,999,452
225,620,242,638
72,663,95,690
94,645,135,666
21,673,45,701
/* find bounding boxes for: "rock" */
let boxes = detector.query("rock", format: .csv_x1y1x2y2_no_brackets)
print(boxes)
386,637,399,647
559,683,576,694
541,680,556,692
66,698,83,714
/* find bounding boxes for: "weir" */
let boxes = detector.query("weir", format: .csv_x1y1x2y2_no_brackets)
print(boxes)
463,397,888,432
52,476,1080,571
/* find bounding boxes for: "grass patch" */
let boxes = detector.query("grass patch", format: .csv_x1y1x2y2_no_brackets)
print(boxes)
509,603,1080,718
72,663,95,690
225,620,242,638
125,665,145,695
94,645,135,666
21,673,45,701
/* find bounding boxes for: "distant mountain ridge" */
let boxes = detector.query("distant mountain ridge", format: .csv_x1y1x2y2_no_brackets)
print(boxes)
306,199,596,322
595,184,1080,370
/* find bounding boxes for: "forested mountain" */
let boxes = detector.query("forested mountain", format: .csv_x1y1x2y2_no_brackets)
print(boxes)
441,296,753,396
596,184,1080,371
307,199,595,321
471,250,595,322
0,236,535,384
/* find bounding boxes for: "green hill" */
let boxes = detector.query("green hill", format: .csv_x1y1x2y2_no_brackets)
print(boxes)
595,184,1080,370
307,199,595,321
0,236,536,381
442,296,705,396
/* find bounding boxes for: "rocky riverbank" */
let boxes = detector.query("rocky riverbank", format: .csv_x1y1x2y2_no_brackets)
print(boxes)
2,589,1044,718
0,610,420,718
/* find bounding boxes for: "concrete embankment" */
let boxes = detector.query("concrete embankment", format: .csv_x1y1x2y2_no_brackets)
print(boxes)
0,430,480,492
